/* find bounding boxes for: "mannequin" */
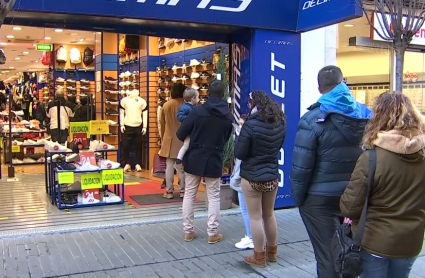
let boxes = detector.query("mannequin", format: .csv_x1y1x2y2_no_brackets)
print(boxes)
120,89,148,172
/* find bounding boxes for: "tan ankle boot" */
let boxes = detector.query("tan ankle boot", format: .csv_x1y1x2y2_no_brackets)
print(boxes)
266,244,277,262
244,250,266,268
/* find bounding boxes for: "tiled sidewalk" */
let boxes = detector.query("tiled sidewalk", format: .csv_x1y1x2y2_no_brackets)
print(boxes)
1,209,424,278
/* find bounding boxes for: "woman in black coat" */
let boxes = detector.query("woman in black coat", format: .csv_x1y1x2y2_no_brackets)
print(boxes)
235,90,286,268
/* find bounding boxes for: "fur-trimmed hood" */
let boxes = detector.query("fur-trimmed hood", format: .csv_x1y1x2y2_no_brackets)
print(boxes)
373,130,425,155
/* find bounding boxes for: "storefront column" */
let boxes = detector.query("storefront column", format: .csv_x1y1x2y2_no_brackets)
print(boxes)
300,25,337,115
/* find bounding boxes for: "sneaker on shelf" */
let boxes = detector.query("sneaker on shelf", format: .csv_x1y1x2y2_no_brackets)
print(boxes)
166,39,175,47
201,59,212,66
80,79,90,84
157,88,164,94
156,66,162,73
56,77,65,82
107,120,118,126
158,43,165,49
200,71,212,79
46,142,68,152
192,83,200,90
181,62,189,69
163,65,171,71
12,140,23,146
124,164,131,172
235,236,254,250
132,71,139,77
105,108,119,115
82,191,100,204
200,83,209,91
23,139,37,145
56,161,77,171
190,59,201,67
172,75,181,82
124,71,132,78
77,193,83,204
12,158,23,164
47,154,61,163
67,79,76,83
175,39,182,43
90,140,115,151
20,120,30,125
80,86,90,90
191,72,200,79
67,86,77,91
77,162,100,171
200,97,208,104
125,80,132,86
105,98,119,105
99,159,120,170
164,87,170,93
120,90,127,96
181,74,190,81
56,85,64,89
119,81,127,87
105,90,119,95
23,157,37,163
158,77,165,84
105,76,118,82
172,63,180,70
104,191,121,203
65,153,79,163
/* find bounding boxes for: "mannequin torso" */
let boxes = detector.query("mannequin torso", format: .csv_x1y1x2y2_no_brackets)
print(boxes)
120,95,147,127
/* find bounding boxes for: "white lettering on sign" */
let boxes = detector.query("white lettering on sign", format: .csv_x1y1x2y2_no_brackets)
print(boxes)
232,44,242,123
302,0,331,10
117,0,253,12
373,12,425,46
270,52,286,188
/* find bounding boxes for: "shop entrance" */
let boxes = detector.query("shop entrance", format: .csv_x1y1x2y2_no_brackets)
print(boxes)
0,24,229,234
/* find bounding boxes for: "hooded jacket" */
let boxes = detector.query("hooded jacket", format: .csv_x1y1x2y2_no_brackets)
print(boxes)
176,96,233,178
290,83,372,206
340,130,425,258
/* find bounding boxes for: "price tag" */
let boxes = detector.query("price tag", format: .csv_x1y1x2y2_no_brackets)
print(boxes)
70,122,90,138
90,120,109,135
11,145,20,153
79,151,96,166
102,169,124,185
81,172,102,190
58,172,74,184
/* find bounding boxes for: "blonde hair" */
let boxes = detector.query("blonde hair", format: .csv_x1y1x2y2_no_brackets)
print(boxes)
183,88,199,102
362,91,425,149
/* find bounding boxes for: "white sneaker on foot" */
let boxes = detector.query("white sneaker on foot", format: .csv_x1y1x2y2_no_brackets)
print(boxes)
124,164,131,172
135,164,142,172
235,236,254,249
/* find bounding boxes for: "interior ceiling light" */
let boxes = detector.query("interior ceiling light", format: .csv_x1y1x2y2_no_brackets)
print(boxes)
54,29,63,32
44,37,52,40
13,27,22,30
23,51,29,54
15,57,20,60
34,60,38,63
70,33,78,36
0,42,7,45
78,38,85,42
9,67,14,69
6,35,14,39
344,24,354,27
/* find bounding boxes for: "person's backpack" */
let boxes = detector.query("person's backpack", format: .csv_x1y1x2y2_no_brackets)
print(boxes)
42,51,53,66
83,47,94,66
56,46,67,63
330,149,377,277
70,47,81,64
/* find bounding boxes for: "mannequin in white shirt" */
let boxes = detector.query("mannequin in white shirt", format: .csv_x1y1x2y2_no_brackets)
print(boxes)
120,89,148,172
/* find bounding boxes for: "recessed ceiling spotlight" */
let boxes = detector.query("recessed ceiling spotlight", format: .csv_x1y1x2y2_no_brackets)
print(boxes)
28,69,32,71
9,66,14,69
6,35,14,39
70,33,79,36
32,44,36,46
23,51,29,54
12,27,22,31
44,37,52,40
15,57,20,60
78,38,85,42
34,60,38,63
0,42,7,45
344,24,354,27
54,29,63,32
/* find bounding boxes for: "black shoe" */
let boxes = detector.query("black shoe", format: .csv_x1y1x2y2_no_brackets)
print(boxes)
200,83,209,91
158,43,165,49
105,97,119,104
105,76,117,81
201,59,211,66
156,66,162,73
161,58,166,66
106,108,119,115
181,74,190,81
158,37,165,42
200,71,211,79
157,87,164,94
163,65,171,71
163,75,172,82
216,46,222,54
158,77,165,83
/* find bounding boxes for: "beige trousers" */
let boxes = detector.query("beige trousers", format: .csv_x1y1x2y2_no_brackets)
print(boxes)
165,158,185,194
182,173,220,236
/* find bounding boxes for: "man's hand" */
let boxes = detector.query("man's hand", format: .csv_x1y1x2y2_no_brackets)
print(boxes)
142,127,146,135
120,125,125,133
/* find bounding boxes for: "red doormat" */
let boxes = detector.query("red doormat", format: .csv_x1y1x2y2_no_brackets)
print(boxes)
109,180,189,207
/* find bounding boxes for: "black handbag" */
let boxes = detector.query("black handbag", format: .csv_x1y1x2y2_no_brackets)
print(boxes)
331,149,376,276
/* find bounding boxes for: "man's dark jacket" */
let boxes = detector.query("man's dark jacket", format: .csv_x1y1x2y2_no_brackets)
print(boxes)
235,113,286,183
290,103,370,206
176,97,233,178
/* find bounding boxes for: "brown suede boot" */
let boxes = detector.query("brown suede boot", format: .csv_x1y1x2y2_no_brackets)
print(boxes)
266,244,278,262
244,250,266,268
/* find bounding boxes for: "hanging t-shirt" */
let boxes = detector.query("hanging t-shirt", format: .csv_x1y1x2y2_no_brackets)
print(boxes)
56,46,67,63
70,48,81,64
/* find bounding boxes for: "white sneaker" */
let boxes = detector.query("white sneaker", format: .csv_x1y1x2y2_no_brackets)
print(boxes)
124,71,132,78
82,192,100,204
119,72,126,79
12,140,23,146
104,192,121,203
235,236,254,250
12,158,23,164
77,162,99,171
20,120,30,125
56,77,65,82
119,81,127,87
65,153,79,162
135,164,142,172
107,120,118,126
191,72,200,79
46,142,68,152
77,193,83,204
23,157,36,163
25,139,37,145
80,86,90,90
190,59,201,67
80,79,90,84
192,83,200,90
90,140,115,151
124,164,131,172
99,159,120,170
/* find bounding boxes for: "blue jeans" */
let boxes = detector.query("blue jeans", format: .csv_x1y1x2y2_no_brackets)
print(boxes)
238,192,252,238
360,250,417,278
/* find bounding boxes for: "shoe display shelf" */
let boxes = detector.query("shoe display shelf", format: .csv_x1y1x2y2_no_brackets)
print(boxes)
54,69,95,102
1,123,46,165
45,148,125,209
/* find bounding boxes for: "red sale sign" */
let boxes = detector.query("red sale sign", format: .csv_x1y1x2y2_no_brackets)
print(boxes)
79,151,96,166
72,133,88,148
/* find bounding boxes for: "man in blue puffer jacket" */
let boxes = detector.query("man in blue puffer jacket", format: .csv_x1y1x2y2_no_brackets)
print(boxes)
290,66,372,278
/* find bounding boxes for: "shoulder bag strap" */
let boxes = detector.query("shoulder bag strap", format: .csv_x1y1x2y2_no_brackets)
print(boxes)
353,149,377,249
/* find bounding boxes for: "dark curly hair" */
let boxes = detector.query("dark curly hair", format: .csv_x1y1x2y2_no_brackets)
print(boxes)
250,90,285,125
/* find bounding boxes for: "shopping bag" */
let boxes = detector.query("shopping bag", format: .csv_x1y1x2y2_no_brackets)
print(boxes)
152,154,166,178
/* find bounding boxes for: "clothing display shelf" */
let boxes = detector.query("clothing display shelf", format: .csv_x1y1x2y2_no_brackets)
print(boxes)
44,148,125,209
1,122,46,165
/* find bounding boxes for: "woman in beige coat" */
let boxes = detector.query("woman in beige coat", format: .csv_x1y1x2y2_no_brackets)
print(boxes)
159,83,186,199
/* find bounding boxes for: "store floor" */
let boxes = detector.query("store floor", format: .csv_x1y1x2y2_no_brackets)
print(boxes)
0,164,218,238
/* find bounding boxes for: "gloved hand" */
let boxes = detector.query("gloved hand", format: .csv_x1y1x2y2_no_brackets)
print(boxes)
142,127,147,135
121,125,125,133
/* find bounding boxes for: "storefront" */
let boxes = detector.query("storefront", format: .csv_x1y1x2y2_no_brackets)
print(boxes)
0,0,361,220
337,13,425,112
